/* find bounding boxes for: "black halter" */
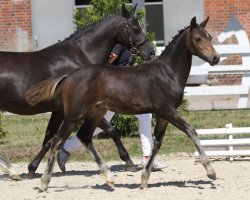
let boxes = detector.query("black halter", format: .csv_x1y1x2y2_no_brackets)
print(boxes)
124,18,149,62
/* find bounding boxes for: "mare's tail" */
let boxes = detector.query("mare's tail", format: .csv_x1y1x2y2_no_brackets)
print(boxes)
25,74,68,106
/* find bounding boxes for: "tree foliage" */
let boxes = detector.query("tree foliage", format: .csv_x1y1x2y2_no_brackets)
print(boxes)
74,0,129,28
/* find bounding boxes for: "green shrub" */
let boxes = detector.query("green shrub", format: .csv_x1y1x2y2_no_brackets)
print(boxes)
110,114,138,137
0,111,8,141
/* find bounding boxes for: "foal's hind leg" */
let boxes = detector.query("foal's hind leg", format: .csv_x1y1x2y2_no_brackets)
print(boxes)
164,109,216,180
27,112,63,178
77,108,114,187
98,118,136,172
141,117,168,189
0,153,21,181
40,118,76,192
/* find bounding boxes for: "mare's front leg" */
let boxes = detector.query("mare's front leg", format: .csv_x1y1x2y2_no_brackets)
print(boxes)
27,112,63,178
164,109,216,179
0,153,21,181
141,117,168,189
39,117,76,192
98,118,136,172
77,107,114,187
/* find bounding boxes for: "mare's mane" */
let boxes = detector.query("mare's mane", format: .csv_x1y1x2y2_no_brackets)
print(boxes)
59,13,121,45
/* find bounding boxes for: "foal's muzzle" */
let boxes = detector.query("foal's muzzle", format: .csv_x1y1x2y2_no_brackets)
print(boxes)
209,54,220,66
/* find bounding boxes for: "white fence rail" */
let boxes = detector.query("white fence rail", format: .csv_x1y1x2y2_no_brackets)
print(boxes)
194,123,250,161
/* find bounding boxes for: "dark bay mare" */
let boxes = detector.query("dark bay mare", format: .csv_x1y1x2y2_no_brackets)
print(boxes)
26,16,220,192
0,4,154,180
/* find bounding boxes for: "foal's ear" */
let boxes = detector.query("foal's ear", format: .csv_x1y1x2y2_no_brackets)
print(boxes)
190,16,198,30
131,3,138,15
200,16,209,28
122,4,130,19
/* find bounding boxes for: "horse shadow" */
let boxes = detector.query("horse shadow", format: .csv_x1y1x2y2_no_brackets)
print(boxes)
16,169,100,180
30,179,215,192
114,180,216,190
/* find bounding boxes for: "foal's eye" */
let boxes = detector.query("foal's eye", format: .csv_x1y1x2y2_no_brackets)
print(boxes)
195,37,202,42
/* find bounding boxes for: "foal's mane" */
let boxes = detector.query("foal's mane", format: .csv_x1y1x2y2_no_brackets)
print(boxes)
159,26,189,58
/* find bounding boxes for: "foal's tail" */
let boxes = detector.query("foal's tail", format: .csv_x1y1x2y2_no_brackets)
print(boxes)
25,74,68,106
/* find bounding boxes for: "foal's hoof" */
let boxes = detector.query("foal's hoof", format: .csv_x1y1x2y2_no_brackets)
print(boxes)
9,174,22,181
38,187,47,193
140,176,149,190
140,183,148,190
124,164,137,172
207,172,217,180
106,180,115,188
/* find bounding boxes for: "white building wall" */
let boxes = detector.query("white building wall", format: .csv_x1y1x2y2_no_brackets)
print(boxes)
31,0,75,50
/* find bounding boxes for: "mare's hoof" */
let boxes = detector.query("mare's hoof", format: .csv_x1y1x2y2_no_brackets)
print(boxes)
207,172,217,180
124,164,137,172
23,171,35,179
9,174,22,181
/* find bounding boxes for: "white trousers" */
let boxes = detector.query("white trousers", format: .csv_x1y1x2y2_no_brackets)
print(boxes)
64,111,153,157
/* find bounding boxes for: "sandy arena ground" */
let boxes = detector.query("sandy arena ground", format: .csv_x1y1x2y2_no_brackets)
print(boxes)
1,154,250,200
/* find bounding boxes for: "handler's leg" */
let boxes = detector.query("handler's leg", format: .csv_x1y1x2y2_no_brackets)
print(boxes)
135,114,167,170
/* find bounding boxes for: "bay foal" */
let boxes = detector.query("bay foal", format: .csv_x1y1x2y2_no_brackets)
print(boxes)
26,17,220,191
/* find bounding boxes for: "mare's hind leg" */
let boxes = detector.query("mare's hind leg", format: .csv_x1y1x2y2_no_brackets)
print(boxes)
98,118,136,172
164,109,216,179
0,153,22,181
27,112,63,178
77,108,114,187
141,117,168,189
40,117,76,192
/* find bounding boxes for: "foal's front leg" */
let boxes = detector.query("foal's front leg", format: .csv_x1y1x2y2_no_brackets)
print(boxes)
39,118,76,192
165,109,216,180
141,117,168,189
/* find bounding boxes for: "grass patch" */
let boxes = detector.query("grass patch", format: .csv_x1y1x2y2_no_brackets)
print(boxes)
0,110,250,162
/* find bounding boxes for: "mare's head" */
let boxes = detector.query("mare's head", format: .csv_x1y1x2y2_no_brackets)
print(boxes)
188,17,220,66
117,4,155,60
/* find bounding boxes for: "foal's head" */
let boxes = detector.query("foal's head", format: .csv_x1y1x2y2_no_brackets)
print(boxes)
188,17,220,66
117,4,155,60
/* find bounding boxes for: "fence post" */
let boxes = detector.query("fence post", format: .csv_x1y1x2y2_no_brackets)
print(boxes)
226,123,234,161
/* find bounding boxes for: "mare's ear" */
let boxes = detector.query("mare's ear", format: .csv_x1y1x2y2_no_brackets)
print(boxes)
131,3,138,15
190,16,198,30
200,16,209,28
122,4,130,19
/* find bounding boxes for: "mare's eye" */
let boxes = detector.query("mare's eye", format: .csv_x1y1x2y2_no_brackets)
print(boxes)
133,27,141,34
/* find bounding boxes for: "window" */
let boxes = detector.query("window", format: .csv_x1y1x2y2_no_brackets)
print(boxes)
145,1,164,45
75,0,90,6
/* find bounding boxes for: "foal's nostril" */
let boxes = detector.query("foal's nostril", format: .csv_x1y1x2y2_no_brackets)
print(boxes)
149,50,155,58
213,55,220,64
